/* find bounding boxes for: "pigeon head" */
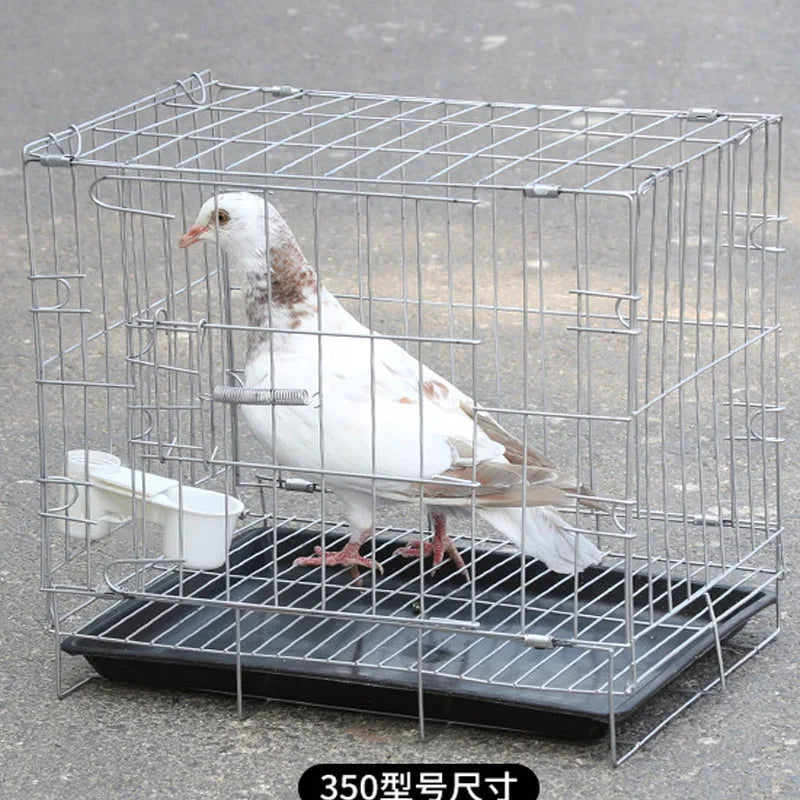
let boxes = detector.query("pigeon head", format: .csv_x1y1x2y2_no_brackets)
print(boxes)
179,191,274,256
180,192,317,313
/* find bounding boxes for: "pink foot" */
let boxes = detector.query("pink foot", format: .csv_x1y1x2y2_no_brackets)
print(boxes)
394,513,468,578
433,534,468,574
293,540,383,580
394,540,435,560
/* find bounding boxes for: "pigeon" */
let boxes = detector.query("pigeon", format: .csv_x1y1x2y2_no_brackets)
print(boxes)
180,192,604,579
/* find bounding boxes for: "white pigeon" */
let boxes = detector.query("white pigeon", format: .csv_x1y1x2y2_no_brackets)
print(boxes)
180,192,603,579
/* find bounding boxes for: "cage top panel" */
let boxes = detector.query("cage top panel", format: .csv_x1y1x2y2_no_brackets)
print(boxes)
25,69,780,195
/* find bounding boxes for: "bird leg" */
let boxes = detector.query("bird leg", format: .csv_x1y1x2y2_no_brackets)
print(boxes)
293,536,383,582
394,512,468,577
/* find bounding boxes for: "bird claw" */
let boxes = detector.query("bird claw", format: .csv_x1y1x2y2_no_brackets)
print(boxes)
393,541,434,560
293,544,384,576
394,536,468,579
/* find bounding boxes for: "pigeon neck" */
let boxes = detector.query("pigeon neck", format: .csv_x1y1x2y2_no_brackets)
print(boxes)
236,232,318,356
244,237,316,300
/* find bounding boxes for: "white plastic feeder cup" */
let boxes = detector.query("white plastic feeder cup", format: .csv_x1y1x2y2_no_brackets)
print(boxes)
66,449,123,540
159,486,244,570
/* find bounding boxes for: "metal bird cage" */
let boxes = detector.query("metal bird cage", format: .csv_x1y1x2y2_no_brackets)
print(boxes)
25,71,785,765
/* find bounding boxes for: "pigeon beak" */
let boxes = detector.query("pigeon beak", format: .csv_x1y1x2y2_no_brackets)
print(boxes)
179,224,209,248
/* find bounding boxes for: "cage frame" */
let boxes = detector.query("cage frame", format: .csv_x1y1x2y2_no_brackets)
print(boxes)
24,70,785,765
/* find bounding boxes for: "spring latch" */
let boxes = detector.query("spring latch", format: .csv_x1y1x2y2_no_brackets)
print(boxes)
212,386,310,406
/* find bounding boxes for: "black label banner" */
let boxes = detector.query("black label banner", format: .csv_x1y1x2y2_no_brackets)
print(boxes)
298,763,540,800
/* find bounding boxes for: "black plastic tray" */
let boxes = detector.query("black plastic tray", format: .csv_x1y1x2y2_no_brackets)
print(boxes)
63,524,775,739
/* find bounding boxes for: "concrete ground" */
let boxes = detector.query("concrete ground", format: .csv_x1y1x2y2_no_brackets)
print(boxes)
1,2,798,798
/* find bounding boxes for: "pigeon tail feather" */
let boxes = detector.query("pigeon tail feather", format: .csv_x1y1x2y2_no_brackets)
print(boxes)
478,506,602,574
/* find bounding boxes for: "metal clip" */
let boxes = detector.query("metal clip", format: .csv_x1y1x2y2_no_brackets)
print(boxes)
269,85,302,97
686,108,719,122
278,477,318,493
692,514,733,528
524,183,562,199
39,154,73,167
523,634,556,649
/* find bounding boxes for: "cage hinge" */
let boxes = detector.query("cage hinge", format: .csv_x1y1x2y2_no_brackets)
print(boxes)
524,183,562,199
686,108,719,122
269,85,302,97
38,154,74,167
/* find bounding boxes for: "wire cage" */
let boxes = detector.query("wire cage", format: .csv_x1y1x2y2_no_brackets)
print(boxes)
24,71,785,764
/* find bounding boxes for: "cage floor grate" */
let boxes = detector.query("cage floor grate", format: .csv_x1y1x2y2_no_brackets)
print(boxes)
62,524,775,738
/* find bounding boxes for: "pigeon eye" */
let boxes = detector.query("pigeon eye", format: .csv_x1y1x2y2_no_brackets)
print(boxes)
215,209,230,225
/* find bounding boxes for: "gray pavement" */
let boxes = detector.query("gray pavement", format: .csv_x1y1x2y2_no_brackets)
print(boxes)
2,2,799,798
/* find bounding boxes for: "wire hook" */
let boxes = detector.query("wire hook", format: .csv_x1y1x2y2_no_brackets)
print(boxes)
89,175,176,220
174,72,209,105
47,125,83,159
44,476,80,515
33,277,73,312
747,214,787,254
614,297,632,329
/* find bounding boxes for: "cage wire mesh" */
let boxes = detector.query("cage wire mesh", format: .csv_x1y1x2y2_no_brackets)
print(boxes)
24,70,784,764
